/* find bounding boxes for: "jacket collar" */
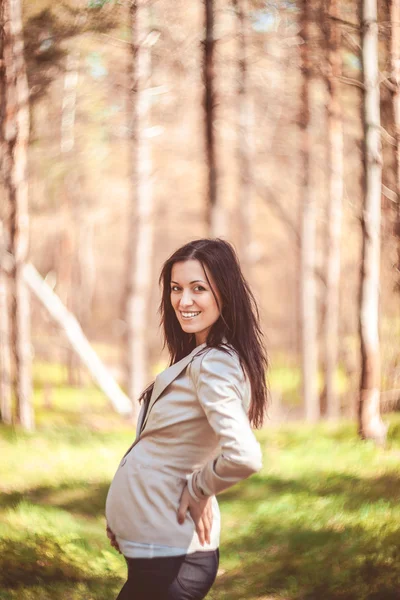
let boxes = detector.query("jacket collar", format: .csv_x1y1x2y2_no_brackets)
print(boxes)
140,342,207,430
140,336,231,431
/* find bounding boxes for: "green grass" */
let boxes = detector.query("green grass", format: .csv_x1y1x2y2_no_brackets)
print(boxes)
1,386,399,599
268,364,349,406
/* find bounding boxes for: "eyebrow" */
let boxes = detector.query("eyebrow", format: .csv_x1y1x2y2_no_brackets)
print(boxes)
170,280,206,285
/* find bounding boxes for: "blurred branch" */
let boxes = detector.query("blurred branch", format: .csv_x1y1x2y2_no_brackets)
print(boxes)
381,75,397,94
378,21,400,27
381,389,400,411
382,185,398,203
96,32,133,47
21,263,133,416
338,75,364,90
315,267,327,287
342,31,361,52
326,14,359,31
380,125,397,146
254,180,300,247
253,184,326,287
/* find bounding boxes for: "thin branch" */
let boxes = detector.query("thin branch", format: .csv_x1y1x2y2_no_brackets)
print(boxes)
325,14,359,30
380,126,397,146
315,267,327,288
338,75,364,90
380,76,397,93
92,31,133,47
342,30,361,52
253,180,300,247
382,185,398,203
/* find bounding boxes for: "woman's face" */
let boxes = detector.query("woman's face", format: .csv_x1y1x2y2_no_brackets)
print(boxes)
170,259,222,346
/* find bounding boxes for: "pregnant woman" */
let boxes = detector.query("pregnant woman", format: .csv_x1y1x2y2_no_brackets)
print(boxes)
105,238,269,600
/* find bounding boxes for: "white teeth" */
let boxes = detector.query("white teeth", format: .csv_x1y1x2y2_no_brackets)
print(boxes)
181,311,200,318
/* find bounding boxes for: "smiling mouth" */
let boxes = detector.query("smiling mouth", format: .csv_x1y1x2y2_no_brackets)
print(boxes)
180,311,201,319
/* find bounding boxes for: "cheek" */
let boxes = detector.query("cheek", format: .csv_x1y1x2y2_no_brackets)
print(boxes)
208,297,221,317
215,298,223,317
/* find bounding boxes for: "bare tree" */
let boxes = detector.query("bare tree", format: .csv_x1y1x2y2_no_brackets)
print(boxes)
299,0,319,422
0,2,13,425
323,0,344,419
0,224,12,424
0,274,12,424
59,50,81,385
357,0,387,443
2,0,33,430
233,0,253,275
124,0,154,421
204,0,222,235
389,0,400,287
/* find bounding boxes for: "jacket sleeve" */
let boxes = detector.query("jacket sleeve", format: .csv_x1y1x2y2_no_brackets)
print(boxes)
186,348,263,500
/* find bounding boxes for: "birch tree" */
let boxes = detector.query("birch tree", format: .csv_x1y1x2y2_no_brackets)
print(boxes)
357,0,387,443
299,0,319,422
323,0,344,419
124,0,154,420
2,0,33,430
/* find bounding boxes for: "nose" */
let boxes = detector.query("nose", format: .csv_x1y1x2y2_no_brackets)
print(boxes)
179,289,194,309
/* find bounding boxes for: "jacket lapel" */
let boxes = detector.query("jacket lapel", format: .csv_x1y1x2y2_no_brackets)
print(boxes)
120,340,233,461
140,342,207,431
135,400,147,436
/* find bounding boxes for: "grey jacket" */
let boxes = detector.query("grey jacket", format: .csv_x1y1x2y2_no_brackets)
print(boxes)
105,341,263,554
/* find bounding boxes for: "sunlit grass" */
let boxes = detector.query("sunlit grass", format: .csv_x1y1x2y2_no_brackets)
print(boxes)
31,360,129,430
1,375,399,599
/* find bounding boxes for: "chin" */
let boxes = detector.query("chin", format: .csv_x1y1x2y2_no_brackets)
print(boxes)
182,325,200,333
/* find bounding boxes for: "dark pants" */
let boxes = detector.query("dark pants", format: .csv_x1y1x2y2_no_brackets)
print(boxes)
116,548,219,600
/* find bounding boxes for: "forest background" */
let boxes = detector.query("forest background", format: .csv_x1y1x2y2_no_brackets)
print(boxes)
1,0,400,428
1,0,400,598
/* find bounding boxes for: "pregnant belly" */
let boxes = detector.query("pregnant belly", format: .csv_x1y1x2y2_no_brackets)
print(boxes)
105,463,220,549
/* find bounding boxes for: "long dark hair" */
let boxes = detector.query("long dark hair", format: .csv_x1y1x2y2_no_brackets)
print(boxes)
138,238,269,428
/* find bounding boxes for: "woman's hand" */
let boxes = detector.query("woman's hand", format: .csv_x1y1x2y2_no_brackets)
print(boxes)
106,523,121,554
177,483,213,546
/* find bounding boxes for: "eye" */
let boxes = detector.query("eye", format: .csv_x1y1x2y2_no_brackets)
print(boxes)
170,285,206,292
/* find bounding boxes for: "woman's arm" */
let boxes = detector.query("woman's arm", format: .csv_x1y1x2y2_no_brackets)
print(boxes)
186,347,263,501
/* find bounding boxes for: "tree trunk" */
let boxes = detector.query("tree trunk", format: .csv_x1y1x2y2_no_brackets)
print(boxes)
299,0,319,422
358,0,387,444
204,0,222,235
0,0,5,176
324,0,344,419
77,214,96,331
2,0,33,430
0,224,12,424
58,50,79,317
124,0,154,421
390,0,400,287
0,267,12,424
22,263,132,415
233,0,253,275
59,50,83,386
0,4,13,425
